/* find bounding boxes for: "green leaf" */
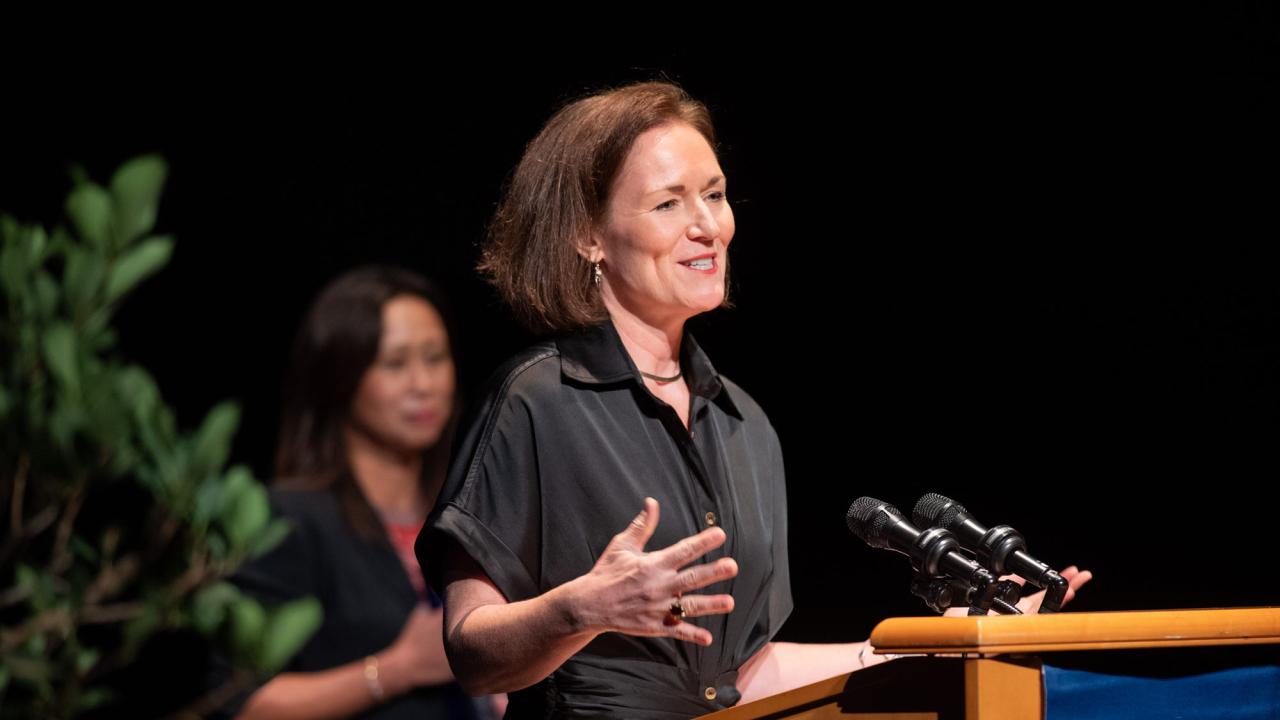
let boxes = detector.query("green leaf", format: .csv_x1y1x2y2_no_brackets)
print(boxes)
191,581,239,636
62,246,105,318
218,465,253,515
117,366,165,462
257,597,322,676
74,685,114,711
24,632,47,656
65,183,113,249
88,326,118,352
248,518,291,559
75,647,101,675
156,404,178,447
0,221,29,304
104,235,173,303
84,370,128,448
228,596,267,661
193,477,223,527
122,605,159,659
190,402,240,480
206,531,228,558
33,270,60,322
28,225,48,266
225,482,270,552
82,307,111,340
42,323,80,398
109,155,167,244
0,213,16,241
48,225,73,254
117,365,160,419
15,564,38,594
105,443,138,478
70,534,99,563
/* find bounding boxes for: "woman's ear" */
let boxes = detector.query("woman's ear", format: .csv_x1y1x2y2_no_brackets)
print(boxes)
575,228,605,265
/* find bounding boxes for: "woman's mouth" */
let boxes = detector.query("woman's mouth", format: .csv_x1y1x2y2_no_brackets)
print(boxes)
406,410,439,426
680,256,716,272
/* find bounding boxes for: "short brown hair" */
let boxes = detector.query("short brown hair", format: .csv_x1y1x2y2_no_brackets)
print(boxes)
479,81,717,335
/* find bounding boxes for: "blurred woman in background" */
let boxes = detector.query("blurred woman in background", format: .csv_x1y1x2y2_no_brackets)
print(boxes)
223,265,496,719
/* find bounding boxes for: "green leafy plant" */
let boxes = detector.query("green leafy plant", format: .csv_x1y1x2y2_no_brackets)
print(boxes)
0,156,321,717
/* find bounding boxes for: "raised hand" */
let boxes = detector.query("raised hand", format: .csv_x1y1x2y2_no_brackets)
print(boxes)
572,497,738,646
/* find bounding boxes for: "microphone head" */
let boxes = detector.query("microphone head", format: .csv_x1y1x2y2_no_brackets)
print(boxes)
913,492,968,530
846,497,904,549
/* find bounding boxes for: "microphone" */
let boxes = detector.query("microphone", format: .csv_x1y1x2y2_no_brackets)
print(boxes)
846,497,994,589
912,493,1067,613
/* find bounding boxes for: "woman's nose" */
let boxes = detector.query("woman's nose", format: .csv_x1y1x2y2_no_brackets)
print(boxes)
688,200,720,242
409,361,435,393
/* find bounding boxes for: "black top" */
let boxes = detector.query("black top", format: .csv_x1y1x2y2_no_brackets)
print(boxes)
417,319,792,718
214,488,479,720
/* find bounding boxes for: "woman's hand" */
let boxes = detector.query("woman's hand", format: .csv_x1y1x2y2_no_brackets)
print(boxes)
1013,565,1093,614
568,497,738,646
438,497,738,694
942,565,1094,617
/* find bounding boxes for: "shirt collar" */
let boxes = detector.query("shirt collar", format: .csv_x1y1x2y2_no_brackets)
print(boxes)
557,317,743,419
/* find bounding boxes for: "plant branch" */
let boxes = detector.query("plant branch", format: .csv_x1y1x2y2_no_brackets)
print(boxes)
79,601,145,625
1,606,71,653
166,668,256,720
49,482,86,574
9,451,30,536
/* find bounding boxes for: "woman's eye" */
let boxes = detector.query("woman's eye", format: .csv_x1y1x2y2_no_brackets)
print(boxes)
706,191,726,202
655,199,678,211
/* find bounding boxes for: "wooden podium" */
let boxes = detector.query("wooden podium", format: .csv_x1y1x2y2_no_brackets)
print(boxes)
702,607,1280,719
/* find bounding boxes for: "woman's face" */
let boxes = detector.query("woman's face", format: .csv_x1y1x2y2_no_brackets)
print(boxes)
349,295,456,454
594,121,735,326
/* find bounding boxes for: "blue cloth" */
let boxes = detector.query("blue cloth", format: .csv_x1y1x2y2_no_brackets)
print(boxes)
1044,663,1280,719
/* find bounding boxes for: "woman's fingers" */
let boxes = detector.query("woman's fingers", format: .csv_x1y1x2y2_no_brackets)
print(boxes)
668,621,714,647
676,593,736,619
1060,566,1094,604
671,557,739,594
653,525,727,569
614,497,661,551
660,595,734,647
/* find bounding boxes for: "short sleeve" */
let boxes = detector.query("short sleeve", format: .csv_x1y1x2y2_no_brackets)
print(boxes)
417,351,554,604
766,424,794,635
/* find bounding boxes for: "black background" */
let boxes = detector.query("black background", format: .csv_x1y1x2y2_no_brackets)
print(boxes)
4,11,1279,705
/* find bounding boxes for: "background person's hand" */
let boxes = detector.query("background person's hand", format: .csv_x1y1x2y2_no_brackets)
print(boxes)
382,604,456,692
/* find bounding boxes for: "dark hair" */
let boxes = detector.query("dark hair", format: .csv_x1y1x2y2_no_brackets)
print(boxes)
274,265,458,542
480,81,721,335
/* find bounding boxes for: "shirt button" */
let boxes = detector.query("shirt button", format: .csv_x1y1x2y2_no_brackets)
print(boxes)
704,511,717,526
704,686,717,701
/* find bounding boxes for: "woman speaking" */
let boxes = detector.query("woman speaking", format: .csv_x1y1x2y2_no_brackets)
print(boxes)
417,82,1089,718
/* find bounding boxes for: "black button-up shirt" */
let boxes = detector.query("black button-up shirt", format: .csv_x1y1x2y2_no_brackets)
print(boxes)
418,318,792,718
